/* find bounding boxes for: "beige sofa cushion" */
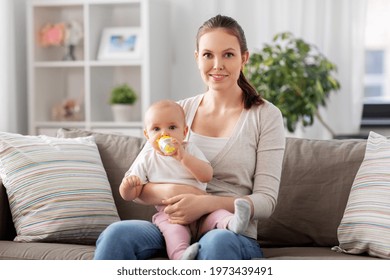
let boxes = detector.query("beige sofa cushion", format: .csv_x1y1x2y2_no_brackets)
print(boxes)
258,137,366,247
57,128,156,221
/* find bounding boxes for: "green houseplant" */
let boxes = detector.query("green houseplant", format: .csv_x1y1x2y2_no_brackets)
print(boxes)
244,32,341,136
109,84,138,122
109,84,138,105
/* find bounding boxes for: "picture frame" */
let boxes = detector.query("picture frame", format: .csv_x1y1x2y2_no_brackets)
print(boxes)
98,27,141,60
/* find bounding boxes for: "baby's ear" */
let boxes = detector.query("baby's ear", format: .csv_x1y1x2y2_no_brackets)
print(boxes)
143,129,149,139
184,125,189,137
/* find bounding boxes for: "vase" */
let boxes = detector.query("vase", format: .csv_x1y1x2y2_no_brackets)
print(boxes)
111,104,134,122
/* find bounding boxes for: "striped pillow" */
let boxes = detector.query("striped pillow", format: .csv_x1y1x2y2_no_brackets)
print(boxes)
0,132,120,244
335,131,390,259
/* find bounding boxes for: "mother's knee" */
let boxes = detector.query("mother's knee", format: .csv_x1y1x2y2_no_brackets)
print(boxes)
200,229,237,246
197,229,241,260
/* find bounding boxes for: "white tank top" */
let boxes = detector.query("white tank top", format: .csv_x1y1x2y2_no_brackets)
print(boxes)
189,130,229,162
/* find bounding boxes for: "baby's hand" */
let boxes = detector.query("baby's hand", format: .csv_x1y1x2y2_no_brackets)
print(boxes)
123,175,142,189
170,139,186,161
120,175,143,201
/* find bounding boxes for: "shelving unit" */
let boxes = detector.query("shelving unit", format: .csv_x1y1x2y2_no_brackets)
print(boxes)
27,0,170,137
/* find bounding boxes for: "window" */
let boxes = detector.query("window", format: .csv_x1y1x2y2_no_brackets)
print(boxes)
364,50,384,99
362,0,390,125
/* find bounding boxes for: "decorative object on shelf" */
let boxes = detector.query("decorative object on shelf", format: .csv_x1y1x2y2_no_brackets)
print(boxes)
109,84,138,122
98,27,141,60
39,23,66,47
38,20,83,61
245,32,341,137
51,98,83,121
63,20,83,61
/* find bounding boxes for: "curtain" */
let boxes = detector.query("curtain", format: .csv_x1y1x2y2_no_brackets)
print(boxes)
0,0,12,132
0,0,26,134
169,0,367,139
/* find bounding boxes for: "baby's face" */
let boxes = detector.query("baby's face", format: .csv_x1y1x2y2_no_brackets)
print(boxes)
144,105,187,152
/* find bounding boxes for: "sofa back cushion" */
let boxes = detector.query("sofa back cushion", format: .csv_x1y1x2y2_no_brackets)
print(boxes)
258,137,366,247
57,128,157,221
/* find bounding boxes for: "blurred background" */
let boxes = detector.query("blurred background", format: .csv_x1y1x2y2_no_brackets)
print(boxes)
2,0,389,140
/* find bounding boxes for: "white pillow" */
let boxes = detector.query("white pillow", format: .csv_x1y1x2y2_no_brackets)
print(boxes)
335,131,390,259
0,132,120,244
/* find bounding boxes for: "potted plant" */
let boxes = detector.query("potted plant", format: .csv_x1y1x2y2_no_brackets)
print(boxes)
109,83,138,122
244,32,341,137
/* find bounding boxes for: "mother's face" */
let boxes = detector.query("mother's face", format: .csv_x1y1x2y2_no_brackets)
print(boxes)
195,29,248,92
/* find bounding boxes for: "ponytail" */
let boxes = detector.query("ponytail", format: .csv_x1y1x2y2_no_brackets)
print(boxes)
238,72,263,109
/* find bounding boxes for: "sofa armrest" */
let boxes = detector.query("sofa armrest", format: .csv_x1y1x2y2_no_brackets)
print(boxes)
0,182,16,240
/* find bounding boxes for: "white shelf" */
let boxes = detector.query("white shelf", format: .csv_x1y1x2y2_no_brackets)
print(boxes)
88,60,143,66
27,0,170,136
34,61,86,67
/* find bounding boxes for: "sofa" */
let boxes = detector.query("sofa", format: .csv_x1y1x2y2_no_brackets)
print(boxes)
0,128,384,260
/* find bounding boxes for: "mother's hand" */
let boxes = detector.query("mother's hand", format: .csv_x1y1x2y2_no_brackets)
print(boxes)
162,194,210,224
136,183,206,205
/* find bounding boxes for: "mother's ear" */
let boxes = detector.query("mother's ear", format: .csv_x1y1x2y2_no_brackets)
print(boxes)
242,51,249,67
194,50,201,69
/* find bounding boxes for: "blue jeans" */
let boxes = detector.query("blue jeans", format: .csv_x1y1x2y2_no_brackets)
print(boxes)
94,220,263,260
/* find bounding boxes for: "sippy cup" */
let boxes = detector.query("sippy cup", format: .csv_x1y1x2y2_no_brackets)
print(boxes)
157,136,176,155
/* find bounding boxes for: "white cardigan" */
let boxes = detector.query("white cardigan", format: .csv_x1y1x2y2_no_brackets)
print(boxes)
179,94,286,239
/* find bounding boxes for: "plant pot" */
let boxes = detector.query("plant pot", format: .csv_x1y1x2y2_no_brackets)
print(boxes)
111,104,134,122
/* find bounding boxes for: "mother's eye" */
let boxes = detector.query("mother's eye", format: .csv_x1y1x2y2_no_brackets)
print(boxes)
225,52,234,58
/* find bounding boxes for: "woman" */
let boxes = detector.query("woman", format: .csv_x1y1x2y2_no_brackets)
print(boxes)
94,14,285,260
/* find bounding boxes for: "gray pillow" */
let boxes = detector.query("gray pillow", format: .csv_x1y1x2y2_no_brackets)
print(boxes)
57,128,156,221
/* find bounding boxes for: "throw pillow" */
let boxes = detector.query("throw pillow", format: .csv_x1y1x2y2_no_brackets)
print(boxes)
335,131,390,259
56,128,156,221
0,132,120,244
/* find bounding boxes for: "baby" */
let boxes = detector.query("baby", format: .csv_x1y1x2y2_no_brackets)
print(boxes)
119,100,251,259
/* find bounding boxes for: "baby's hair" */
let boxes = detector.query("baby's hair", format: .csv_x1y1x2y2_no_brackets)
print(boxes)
145,100,186,125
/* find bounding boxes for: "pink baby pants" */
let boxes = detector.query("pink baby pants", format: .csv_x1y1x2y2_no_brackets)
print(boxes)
153,208,233,260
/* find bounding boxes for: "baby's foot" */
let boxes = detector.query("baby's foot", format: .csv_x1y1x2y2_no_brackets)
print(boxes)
228,199,251,234
181,242,199,260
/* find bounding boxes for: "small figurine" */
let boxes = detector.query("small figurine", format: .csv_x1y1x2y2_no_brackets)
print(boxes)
63,20,83,61
51,98,82,121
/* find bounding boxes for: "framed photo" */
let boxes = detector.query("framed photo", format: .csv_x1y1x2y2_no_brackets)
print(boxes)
98,27,141,60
